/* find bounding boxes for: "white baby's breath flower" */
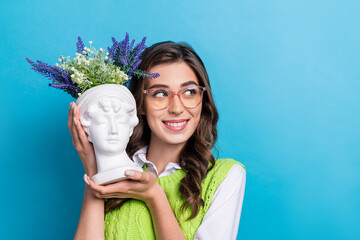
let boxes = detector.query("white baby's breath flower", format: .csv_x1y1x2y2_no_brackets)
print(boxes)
55,63,59,66
78,93,82,96
105,56,108,60
82,50,86,54
106,52,109,55
58,58,62,62
99,48,103,52
89,41,93,45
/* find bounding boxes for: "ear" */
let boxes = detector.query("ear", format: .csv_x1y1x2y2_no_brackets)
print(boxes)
83,127,93,142
81,125,91,142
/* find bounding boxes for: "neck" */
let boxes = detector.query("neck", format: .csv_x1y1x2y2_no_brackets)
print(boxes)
146,137,186,175
94,149,134,173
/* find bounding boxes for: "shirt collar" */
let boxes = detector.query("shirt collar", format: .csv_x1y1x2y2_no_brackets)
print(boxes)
132,146,182,177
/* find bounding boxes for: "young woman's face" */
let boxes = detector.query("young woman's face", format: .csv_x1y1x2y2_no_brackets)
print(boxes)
143,61,202,147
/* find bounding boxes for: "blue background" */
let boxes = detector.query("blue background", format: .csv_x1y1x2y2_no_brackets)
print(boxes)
1,0,359,239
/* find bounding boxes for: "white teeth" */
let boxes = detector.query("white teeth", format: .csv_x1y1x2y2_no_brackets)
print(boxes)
164,120,187,127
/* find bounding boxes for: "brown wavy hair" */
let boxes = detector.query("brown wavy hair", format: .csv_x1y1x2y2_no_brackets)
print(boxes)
104,41,219,220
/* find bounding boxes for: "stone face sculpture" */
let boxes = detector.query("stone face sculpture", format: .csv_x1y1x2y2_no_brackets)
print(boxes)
76,84,143,185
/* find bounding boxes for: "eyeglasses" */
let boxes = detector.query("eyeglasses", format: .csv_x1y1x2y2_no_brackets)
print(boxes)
143,86,207,110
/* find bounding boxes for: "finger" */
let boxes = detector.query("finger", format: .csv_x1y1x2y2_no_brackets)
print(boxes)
101,193,128,199
67,102,81,147
90,189,103,199
71,117,81,147
74,115,89,146
73,102,78,119
67,102,75,129
84,174,90,185
88,176,129,195
125,170,151,183
72,103,91,147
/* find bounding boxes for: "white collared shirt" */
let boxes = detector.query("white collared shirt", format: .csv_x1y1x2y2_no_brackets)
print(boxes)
132,146,246,240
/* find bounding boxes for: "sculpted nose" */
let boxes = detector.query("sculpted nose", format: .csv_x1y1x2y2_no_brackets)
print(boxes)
108,118,119,135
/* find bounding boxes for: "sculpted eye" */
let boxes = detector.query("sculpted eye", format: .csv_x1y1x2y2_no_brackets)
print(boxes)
95,119,107,125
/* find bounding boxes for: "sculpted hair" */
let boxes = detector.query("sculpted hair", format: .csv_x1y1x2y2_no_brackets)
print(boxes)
104,41,219,220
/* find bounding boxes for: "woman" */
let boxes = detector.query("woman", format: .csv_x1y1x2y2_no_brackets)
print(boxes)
70,41,246,240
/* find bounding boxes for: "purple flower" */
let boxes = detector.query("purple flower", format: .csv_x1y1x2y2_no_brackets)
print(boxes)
26,57,79,98
76,37,85,54
108,34,157,84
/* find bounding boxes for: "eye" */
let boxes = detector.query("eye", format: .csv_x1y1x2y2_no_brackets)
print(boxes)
152,89,169,98
183,87,197,96
95,119,107,125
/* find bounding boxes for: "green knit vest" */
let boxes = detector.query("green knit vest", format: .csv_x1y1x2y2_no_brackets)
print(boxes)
104,158,244,240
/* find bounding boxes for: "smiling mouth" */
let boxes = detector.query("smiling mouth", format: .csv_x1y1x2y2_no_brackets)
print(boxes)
162,119,190,131
163,120,189,127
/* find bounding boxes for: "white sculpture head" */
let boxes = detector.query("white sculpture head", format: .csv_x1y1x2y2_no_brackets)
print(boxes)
76,84,139,157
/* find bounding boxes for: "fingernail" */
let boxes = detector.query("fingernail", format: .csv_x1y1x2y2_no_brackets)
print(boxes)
125,170,134,177
73,106,77,115
84,174,90,185
87,176,92,184
73,117,77,126
71,102,75,109
69,102,72,110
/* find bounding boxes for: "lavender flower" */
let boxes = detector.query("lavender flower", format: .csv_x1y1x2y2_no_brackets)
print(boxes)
26,57,79,98
26,34,159,99
76,37,85,54
109,34,157,82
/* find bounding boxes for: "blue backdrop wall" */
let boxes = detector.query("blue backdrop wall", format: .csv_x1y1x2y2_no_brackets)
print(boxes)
1,0,359,239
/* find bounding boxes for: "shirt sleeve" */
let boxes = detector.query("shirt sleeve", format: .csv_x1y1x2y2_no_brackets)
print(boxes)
193,164,246,240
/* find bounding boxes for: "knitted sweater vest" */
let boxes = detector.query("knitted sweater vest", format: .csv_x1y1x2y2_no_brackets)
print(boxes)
104,158,244,240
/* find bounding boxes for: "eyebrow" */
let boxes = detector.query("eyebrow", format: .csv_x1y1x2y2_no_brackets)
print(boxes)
148,81,199,89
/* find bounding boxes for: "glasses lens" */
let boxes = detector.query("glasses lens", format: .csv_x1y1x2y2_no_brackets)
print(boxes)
149,88,170,109
181,87,203,108
146,87,204,109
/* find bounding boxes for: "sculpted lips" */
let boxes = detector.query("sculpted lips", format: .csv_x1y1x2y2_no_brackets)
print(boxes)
162,119,189,131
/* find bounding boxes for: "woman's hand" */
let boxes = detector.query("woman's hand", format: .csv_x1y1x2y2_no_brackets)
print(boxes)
85,170,162,204
85,171,187,240
68,102,97,177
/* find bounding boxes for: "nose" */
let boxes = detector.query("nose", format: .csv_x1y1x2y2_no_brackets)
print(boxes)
168,94,184,115
108,118,119,135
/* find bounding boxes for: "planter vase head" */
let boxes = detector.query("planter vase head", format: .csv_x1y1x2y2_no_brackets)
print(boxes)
76,84,143,185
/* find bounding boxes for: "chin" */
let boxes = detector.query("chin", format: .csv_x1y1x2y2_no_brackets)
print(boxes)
163,134,193,146
99,146,125,153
